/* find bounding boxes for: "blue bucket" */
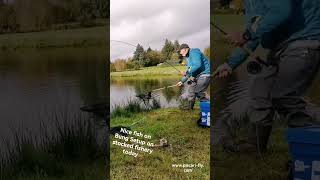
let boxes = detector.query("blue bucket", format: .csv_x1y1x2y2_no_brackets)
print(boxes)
287,126,320,180
199,101,210,127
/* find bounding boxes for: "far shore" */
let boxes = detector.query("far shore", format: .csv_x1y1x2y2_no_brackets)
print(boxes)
0,26,107,50
111,65,185,77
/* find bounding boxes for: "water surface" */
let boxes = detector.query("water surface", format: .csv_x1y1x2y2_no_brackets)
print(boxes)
110,76,182,111
0,48,107,151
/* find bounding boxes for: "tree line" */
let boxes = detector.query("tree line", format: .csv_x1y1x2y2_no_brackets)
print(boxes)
0,0,109,33
111,39,210,72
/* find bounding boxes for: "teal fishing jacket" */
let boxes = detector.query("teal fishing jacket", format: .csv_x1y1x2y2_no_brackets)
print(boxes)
181,48,210,83
227,0,320,69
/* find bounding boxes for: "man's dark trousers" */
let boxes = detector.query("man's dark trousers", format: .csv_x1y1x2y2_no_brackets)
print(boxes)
247,40,320,151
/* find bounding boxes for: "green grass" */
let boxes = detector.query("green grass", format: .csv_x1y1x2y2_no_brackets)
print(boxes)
212,14,290,179
213,127,290,180
0,26,107,50
110,107,210,179
111,65,185,77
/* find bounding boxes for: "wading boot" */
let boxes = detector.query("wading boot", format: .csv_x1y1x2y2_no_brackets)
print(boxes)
189,100,195,110
179,99,189,110
179,99,195,110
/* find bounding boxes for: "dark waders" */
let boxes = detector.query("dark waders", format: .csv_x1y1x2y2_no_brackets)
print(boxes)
214,40,320,152
245,40,320,152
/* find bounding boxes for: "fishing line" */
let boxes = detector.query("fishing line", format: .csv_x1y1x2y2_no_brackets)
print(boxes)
110,118,146,136
136,84,178,100
211,22,272,75
255,123,283,175
110,39,137,48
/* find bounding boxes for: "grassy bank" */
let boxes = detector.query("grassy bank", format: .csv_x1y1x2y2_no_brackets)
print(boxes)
0,26,107,50
111,65,185,77
110,106,210,179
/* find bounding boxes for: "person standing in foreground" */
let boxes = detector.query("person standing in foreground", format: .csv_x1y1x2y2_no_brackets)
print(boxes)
214,0,320,152
176,44,211,110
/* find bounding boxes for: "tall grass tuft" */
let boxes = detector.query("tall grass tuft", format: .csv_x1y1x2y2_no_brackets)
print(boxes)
0,112,105,179
111,98,161,118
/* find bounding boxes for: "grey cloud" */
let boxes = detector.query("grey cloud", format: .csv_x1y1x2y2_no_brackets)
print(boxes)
111,0,210,61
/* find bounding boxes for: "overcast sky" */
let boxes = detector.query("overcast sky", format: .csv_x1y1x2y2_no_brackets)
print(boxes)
110,0,210,61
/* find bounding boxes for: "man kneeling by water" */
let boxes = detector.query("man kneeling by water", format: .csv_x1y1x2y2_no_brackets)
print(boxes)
176,44,211,110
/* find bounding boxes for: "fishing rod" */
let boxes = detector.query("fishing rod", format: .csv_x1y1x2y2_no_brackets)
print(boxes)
163,61,182,73
150,84,178,92
110,39,137,48
211,22,228,35
136,84,178,100
210,22,269,75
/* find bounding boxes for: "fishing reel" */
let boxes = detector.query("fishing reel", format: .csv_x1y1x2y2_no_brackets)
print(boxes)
186,76,196,85
247,56,269,75
247,61,262,74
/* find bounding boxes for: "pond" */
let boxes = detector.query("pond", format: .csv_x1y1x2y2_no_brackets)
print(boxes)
0,47,108,152
110,76,183,111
